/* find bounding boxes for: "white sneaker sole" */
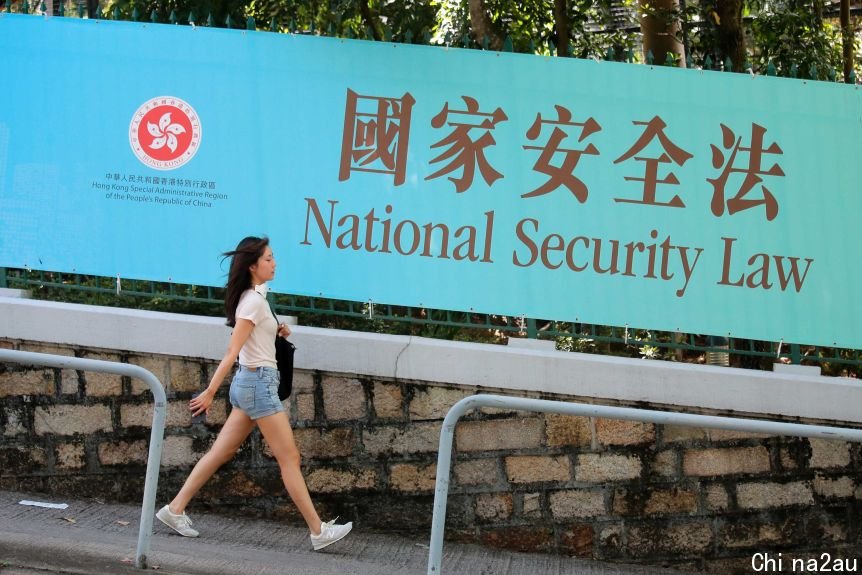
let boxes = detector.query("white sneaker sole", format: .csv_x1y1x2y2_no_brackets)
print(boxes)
312,524,352,551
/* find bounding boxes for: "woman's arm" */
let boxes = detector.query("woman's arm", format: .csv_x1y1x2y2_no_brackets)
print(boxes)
189,318,254,416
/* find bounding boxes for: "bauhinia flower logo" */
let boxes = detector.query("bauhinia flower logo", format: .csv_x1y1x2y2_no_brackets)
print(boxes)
148,112,186,154
129,96,202,170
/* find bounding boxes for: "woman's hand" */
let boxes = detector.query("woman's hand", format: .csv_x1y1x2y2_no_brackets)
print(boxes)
277,323,291,338
190,388,215,417
189,319,252,417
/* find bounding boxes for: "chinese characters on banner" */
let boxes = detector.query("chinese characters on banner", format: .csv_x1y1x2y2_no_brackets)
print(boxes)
339,90,785,221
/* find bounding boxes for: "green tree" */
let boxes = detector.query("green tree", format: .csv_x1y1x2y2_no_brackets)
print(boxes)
749,0,844,79
684,0,851,79
433,0,636,58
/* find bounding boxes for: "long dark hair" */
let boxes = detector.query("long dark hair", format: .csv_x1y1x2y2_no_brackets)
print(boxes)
222,236,270,327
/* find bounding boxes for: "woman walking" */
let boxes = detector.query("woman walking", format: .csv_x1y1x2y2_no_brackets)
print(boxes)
156,236,352,551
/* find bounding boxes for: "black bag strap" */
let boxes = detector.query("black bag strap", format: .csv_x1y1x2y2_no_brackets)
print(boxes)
265,294,286,339
254,290,278,330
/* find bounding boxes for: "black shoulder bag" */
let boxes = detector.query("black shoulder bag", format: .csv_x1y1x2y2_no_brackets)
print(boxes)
268,303,296,400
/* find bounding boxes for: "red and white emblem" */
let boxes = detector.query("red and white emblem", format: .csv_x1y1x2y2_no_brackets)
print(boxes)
129,96,202,170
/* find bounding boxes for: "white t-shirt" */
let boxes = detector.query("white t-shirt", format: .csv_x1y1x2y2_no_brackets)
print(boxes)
235,285,278,369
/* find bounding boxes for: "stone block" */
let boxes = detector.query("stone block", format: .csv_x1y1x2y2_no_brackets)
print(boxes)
663,425,707,443
85,372,123,397
321,376,366,421
545,414,591,448
389,463,437,492
813,476,855,499
81,352,123,397
223,471,265,497
98,440,148,465
121,401,191,428
128,355,169,394
166,401,194,427
204,398,227,426
627,522,713,556
611,487,633,515
169,359,202,393
480,526,554,553
576,453,641,482
292,371,315,394
372,383,403,419
475,493,513,521
560,524,593,558
812,520,847,543
160,436,196,467
549,489,606,519
293,427,354,459
505,455,570,483
779,447,800,470
683,446,770,476
362,422,440,455
306,467,376,493
596,419,655,446
3,409,27,436
34,405,112,436
598,523,624,558
60,370,79,395
707,429,771,442
454,458,499,486
650,449,677,478
0,369,55,397
720,518,797,549
809,438,851,469
295,393,315,422
55,443,86,470
736,481,813,509
408,386,471,420
522,492,542,518
704,484,729,511
644,488,698,515
0,446,47,473
455,417,543,452
17,343,74,356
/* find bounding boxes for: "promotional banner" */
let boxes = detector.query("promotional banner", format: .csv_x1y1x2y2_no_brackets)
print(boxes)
1,14,861,348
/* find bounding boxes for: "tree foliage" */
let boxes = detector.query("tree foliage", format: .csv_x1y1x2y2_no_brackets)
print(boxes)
748,0,845,79
684,0,850,79
432,0,637,58
94,0,858,80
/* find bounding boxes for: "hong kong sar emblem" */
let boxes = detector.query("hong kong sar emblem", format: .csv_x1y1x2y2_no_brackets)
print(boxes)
129,96,202,170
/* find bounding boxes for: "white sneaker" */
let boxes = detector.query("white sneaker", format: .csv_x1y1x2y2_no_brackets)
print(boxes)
156,504,199,537
310,517,352,551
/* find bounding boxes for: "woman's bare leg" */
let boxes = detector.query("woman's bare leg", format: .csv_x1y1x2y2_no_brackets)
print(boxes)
256,411,322,534
168,408,255,514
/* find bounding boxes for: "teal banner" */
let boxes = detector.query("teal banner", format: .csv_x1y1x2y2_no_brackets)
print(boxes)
1,15,861,348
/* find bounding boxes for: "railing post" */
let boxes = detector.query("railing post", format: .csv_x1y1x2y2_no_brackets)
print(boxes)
790,343,802,365
427,394,862,575
427,396,478,574
0,350,167,570
526,317,537,339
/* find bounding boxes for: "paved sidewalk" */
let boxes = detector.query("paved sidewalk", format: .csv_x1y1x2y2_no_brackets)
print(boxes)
0,490,691,575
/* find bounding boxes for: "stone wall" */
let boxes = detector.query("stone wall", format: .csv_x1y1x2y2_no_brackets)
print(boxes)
1,337,861,573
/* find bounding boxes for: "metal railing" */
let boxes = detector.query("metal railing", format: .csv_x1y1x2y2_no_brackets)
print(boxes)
426,394,862,575
0,349,166,570
3,267,862,374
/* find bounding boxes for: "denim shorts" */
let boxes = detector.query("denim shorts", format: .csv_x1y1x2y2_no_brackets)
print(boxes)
228,366,284,420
